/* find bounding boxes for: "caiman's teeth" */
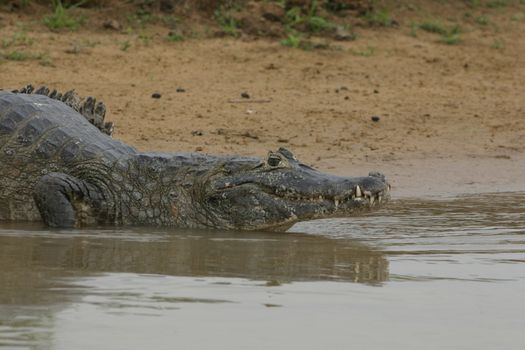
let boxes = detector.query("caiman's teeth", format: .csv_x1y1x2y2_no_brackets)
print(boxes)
355,185,362,197
319,195,323,200
364,190,372,198
378,195,382,203
370,196,375,204
334,199,340,208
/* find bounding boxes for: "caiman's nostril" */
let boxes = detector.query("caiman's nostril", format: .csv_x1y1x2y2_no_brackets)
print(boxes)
369,171,386,181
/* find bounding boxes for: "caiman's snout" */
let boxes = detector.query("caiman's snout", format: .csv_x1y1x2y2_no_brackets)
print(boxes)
326,171,390,211
355,171,391,206
369,171,386,182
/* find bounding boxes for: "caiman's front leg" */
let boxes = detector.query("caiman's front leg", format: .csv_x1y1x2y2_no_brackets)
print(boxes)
33,172,105,228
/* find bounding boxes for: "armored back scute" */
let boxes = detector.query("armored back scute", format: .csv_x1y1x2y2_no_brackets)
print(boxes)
0,91,135,224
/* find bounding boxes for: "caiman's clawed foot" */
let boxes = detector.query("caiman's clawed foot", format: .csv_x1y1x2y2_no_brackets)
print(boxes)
33,173,105,228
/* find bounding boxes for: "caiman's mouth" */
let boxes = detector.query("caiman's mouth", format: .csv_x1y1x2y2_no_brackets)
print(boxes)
268,183,391,208
215,180,391,210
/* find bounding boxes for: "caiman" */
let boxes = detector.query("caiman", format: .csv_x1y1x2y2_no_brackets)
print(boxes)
0,85,390,230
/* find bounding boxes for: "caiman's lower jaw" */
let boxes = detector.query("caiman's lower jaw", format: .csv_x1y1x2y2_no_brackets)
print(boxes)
253,183,392,231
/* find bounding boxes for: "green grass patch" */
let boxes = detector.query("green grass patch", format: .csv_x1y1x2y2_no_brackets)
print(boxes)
441,25,461,45
280,32,330,50
491,38,505,49
280,32,303,48
138,32,152,46
1,50,43,61
306,15,333,33
39,55,54,67
486,0,510,8
81,39,99,48
160,15,178,29
127,10,156,29
475,15,490,25
441,33,461,45
414,21,462,45
219,17,239,36
2,31,33,48
286,6,303,27
305,0,333,33
418,21,449,35
120,40,131,52
214,6,240,37
364,9,394,27
324,0,354,12
167,32,184,42
44,0,85,31
284,1,334,34
350,46,376,57
124,11,180,31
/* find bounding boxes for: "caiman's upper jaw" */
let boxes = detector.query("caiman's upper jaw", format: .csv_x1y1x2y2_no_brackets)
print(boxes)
213,173,391,211
273,181,391,210
269,171,391,209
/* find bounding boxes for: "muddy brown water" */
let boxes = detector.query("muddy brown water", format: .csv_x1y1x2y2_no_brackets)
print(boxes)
0,193,524,350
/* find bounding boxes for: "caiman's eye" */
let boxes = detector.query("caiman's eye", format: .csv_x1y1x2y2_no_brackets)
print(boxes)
267,154,282,167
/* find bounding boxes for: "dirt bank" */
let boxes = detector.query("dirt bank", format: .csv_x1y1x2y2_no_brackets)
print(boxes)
1,1,524,197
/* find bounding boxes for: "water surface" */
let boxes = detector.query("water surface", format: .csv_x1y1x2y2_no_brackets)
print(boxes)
1,193,524,350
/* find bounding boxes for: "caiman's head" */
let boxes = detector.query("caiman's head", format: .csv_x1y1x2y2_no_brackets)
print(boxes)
183,148,390,231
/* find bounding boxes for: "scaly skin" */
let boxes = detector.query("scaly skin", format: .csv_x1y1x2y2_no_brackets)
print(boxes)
0,89,390,230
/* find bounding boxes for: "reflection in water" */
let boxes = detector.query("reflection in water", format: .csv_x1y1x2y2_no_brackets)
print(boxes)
0,228,388,291
0,192,524,350
0,228,387,349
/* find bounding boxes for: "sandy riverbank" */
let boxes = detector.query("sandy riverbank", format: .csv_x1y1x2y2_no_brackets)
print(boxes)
1,1,524,198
